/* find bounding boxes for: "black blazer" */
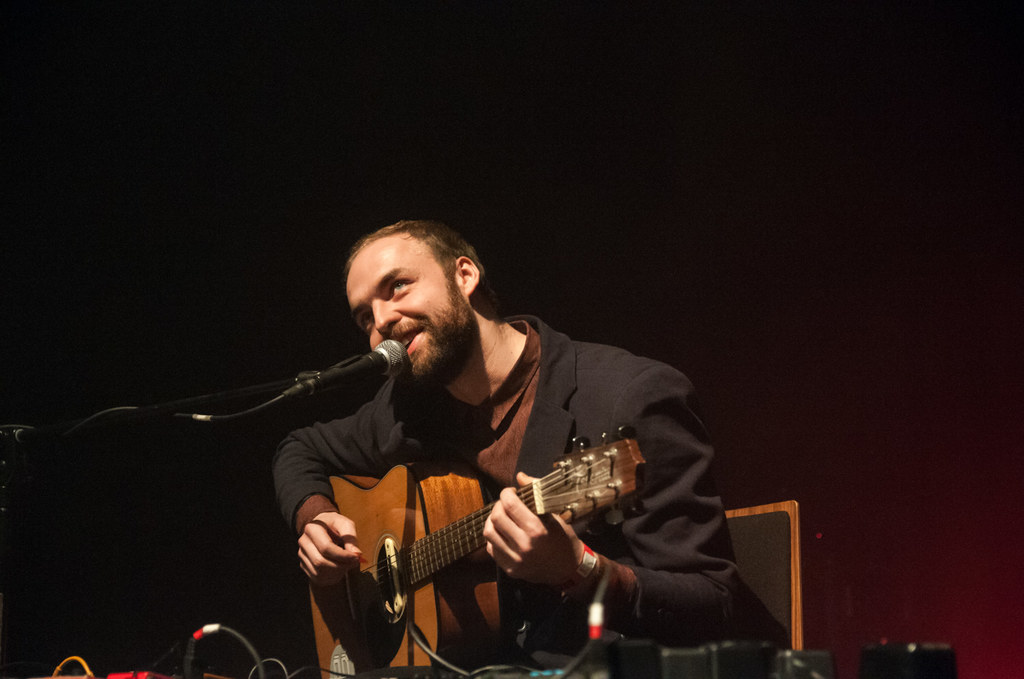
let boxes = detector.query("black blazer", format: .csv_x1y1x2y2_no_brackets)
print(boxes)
273,316,738,658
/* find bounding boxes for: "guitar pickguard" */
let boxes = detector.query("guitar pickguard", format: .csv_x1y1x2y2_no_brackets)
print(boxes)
346,563,406,668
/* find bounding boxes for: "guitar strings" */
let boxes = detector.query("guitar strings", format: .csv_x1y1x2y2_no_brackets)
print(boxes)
360,458,623,582
363,447,638,580
356,446,636,582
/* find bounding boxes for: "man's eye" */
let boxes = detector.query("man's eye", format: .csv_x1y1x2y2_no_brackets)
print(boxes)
392,280,409,293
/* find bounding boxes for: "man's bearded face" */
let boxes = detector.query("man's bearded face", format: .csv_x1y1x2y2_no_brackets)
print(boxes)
393,274,478,387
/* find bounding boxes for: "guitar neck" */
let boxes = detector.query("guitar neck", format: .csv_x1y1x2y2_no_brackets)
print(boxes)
402,438,642,586
405,502,494,586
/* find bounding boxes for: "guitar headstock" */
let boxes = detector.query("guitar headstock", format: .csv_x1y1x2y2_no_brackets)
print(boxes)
528,438,645,522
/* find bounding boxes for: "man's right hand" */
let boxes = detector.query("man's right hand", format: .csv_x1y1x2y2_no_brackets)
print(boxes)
297,511,363,586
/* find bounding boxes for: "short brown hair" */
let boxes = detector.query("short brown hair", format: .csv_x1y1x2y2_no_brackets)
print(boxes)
345,220,499,312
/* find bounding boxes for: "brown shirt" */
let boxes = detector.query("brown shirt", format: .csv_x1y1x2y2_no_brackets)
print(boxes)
452,319,540,486
449,321,636,606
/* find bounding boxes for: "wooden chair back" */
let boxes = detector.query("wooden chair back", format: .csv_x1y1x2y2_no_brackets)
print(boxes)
725,500,803,649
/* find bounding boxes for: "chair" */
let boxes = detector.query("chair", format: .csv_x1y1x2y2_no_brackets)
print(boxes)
725,500,803,649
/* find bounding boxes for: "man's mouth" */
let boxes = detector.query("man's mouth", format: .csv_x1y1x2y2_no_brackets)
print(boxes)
391,327,423,355
404,332,422,354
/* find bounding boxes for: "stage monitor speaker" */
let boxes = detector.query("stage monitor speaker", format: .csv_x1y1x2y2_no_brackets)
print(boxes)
776,649,836,679
609,638,661,679
858,643,956,679
659,641,777,679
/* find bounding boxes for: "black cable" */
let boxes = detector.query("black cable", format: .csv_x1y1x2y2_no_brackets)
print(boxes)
465,662,536,678
174,393,286,422
556,563,614,679
408,620,469,676
247,658,287,679
286,665,346,679
186,624,266,679
60,406,140,436
556,638,601,679
175,354,365,421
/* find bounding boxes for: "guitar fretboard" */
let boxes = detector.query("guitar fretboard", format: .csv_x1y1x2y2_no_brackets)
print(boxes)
402,441,640,586
405,503,494,585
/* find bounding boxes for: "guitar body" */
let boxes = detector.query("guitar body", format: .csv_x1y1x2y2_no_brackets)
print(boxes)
309,464,501,675
307,438,644,675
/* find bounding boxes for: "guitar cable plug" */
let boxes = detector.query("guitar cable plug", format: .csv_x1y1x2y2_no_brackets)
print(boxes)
557,564,613,678
183,624,265,679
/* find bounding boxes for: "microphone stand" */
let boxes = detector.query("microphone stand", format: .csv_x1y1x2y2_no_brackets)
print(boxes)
0,371,325,665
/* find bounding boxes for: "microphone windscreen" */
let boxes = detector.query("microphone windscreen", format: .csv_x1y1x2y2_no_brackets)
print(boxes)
374,339,409,376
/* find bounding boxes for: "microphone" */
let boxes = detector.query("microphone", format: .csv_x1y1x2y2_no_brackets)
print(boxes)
281,339,408,399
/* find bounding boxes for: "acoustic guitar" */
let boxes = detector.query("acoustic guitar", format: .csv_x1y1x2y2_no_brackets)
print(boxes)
308,438,644,675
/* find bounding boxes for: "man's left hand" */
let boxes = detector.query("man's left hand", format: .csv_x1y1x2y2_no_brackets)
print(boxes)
483,471,583,586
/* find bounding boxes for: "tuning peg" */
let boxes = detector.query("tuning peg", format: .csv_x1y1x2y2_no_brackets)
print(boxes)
601,426,636,445
572,436,590,451
605,507,624,525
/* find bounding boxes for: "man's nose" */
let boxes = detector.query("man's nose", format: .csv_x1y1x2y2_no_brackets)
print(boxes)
372,300,401,336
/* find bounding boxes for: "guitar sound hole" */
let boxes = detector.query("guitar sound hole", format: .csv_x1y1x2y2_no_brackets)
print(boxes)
351,535,407,668
376,536,407,624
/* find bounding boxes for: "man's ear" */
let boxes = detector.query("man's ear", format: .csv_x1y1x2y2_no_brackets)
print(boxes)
452,256,480,298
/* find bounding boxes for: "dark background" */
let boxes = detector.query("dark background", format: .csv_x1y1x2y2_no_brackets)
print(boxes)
2,3,1021,679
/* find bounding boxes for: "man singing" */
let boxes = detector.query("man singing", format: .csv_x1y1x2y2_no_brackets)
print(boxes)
273,220,739,669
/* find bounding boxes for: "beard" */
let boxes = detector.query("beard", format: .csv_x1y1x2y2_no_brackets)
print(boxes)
396,280,478,388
